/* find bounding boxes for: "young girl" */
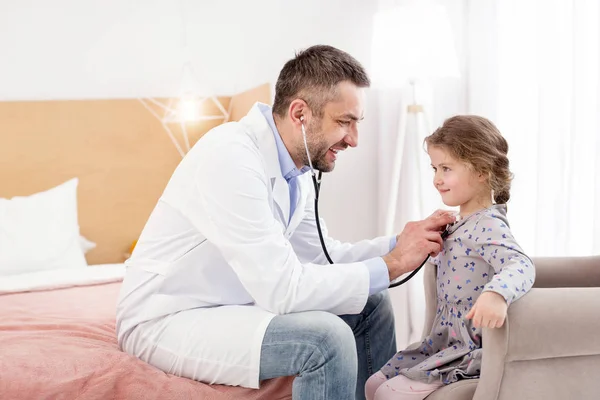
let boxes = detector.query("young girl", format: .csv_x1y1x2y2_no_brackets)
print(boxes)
366,115,535,400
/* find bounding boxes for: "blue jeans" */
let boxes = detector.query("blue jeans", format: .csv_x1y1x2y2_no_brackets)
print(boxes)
259,291,397,400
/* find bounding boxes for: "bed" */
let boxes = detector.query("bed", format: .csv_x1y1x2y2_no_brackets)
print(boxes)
0,266,293,399
0,84,294,399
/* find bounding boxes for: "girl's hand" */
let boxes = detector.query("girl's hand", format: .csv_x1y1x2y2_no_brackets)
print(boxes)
465,292,508,328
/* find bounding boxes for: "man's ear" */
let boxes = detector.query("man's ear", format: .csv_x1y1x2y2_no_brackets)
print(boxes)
288,99,310,125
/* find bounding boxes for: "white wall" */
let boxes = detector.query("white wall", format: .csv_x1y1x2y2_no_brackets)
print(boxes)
0,0,467,242
0,0,377,100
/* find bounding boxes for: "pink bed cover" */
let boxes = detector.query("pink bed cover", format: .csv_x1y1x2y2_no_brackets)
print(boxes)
0,282,293,400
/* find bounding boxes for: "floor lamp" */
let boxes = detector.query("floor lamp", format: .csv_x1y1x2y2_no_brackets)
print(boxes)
371,0,461,348
371,1,460,236
384,80,431,235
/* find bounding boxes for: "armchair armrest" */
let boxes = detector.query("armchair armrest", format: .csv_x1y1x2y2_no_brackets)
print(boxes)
532,255,600,288
474,287,600,399
491,287,600,359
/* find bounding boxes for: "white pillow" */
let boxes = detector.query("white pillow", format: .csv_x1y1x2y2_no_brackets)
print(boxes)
0,178,88,275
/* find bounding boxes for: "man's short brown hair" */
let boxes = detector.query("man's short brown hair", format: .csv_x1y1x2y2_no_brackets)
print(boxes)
272,45,370,118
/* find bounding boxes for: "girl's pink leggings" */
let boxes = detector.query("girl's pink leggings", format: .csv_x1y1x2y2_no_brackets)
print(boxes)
365,371,444,400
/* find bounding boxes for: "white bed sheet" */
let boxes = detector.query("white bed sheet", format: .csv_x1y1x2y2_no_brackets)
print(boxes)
0,264,125,295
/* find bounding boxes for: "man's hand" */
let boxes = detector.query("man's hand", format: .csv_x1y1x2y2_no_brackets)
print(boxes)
465,291,508,328
383,210,455,282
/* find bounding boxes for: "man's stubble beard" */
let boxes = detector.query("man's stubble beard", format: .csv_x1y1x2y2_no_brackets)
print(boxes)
299,119,334,173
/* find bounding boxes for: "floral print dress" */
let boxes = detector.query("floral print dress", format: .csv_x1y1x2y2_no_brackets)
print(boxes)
380,205,535,384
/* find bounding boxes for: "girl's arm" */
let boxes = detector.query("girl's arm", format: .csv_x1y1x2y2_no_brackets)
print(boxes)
473,213,536,306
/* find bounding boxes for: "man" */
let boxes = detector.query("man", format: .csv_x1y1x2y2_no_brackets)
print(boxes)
116,45,453,400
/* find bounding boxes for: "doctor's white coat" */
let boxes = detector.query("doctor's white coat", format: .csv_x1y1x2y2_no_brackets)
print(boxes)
116,103,392,388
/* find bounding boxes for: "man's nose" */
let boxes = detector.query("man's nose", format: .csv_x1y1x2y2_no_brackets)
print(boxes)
345,126,358,148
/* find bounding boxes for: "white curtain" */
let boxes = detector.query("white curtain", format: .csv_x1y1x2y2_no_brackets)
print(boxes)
468,0,600,257
372,0,467,350
373,0,600,350
373,85,441,349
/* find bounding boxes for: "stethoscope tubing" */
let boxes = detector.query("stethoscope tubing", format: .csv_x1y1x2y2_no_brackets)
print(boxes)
311,171,449,288
302,119,443,288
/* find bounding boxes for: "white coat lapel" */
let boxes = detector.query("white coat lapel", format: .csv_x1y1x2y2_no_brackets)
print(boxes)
272,176,290,225
241,103,290,225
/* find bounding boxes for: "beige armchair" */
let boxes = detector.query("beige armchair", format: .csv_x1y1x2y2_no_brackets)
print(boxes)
424,255,600,400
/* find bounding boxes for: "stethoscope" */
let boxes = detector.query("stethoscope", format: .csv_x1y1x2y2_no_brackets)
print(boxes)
300,116,450,289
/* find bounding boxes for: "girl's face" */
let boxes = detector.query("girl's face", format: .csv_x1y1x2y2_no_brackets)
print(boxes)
428,145,491,216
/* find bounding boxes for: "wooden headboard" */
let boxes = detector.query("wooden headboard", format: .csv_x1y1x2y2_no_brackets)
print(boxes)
0,83,271,265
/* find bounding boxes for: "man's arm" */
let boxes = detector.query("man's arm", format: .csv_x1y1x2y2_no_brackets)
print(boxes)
289,177,394,265
288,178,395,294
186,139,371,316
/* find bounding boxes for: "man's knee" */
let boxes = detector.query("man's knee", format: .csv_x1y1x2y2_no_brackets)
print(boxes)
301,311,357,365
260,311,357,381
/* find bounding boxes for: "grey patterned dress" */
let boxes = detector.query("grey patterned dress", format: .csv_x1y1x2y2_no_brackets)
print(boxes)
380,204,535,384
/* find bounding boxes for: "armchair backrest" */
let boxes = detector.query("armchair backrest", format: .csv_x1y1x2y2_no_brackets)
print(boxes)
531,256,600,288
421,262,438,340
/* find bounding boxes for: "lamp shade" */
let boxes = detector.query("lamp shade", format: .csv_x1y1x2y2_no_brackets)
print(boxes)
371,1,460,87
